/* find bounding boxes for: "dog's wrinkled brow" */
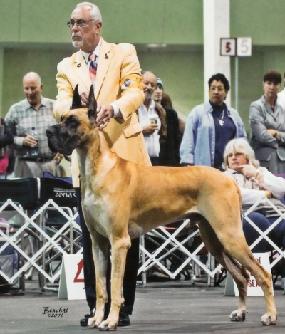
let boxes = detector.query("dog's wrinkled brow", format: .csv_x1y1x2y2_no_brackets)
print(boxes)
65,115,80,128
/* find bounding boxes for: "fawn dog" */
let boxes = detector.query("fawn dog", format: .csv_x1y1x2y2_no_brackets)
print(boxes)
46,87,276,330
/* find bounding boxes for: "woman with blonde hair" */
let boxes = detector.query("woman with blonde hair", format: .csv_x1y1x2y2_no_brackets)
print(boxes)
223,138,285,255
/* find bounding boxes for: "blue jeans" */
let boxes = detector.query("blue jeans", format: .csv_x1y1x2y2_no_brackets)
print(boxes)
243,211,285,252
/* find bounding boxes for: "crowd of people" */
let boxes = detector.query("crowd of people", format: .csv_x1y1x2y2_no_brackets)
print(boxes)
1,0,285,329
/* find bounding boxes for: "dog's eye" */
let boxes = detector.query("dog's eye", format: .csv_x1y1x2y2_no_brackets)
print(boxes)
66,115,80,128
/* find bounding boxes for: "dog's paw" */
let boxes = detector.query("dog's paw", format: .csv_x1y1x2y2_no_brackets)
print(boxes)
98,317,118,331
261,313,277,326
87,316,96,328
87,311,104,328
229,309,246,322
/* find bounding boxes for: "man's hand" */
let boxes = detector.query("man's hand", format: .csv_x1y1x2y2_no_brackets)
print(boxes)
23,134,38,147
142,124,158,135
80,92,88,106
95,105,114,129
267,129,278,137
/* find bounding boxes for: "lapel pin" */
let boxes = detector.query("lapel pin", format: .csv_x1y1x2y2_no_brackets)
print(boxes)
77,63,81,68
105,53,108,59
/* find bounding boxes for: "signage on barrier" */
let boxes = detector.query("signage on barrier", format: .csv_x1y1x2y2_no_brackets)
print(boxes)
233,252,272,297
58,253,85,300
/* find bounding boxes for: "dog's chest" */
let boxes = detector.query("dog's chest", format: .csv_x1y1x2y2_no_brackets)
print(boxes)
82,189,110,237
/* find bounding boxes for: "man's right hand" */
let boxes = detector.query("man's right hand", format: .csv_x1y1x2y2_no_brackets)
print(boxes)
81,92,88,106
23,134,38,147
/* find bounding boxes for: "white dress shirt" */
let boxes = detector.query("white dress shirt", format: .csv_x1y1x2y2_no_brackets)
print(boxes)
138,100,161,157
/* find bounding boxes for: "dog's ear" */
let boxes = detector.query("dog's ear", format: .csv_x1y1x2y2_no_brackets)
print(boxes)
87,85,97,124
71,85,83,109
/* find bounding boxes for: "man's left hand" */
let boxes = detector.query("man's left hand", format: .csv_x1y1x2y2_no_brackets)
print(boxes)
96,105,114,129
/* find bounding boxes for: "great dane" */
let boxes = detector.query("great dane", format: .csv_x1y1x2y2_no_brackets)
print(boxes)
47,87,277,330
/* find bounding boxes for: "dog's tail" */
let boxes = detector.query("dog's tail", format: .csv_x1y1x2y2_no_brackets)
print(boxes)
232,179,243,221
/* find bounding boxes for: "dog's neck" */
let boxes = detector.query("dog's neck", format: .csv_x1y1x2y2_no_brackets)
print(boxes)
77,130,116,187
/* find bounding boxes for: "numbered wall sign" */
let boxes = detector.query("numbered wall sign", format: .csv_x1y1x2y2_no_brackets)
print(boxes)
220,38,236,56
237,37,252,57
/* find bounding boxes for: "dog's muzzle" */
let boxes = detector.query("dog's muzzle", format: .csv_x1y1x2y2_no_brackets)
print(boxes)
46,124,81,156
46,125,71,155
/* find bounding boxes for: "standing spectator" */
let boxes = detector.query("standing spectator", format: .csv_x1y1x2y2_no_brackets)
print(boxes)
180,73,246,169
153,78,183,166
250,70,285,173
0,118,14,178
277,72,285,110
0,118,13,149
4,72,62,178
53,1,150,328
138,71,167,166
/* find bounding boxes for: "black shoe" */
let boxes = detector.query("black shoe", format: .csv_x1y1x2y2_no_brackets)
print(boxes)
80,310,94,327
118,312,130,327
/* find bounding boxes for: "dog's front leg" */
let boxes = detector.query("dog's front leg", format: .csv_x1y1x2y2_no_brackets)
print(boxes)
99,233,131,331
87,230,109,328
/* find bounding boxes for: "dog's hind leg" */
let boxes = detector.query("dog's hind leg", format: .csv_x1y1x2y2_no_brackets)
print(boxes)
196,215,249,322
88,230,110,328
211,220,277,325
222,254,249,321
224,241,276,325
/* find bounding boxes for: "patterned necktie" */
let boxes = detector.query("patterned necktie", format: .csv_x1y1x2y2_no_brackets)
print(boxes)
88,53,97,81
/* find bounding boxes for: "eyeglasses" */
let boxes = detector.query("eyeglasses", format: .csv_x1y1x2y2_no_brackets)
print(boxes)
67,19,94,29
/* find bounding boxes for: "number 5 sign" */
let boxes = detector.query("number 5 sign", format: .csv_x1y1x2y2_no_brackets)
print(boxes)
220,38,236,56
220,37,252,57
237,37,252,57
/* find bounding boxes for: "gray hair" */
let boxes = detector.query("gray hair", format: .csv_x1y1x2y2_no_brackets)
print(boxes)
223,138,259,169
23,72,42,86
75,2,103,23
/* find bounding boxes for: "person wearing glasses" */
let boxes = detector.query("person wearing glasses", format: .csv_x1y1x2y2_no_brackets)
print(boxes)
180,73,246,170
53,1,150,328
223,138,285,288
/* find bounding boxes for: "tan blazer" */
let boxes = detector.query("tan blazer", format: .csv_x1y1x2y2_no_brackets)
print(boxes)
54,38,150,187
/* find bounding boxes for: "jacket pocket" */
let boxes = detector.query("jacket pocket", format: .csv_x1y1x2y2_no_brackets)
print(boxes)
123,123,142,138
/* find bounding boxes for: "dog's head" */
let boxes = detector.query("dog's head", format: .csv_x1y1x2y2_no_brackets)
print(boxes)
46,85,97,156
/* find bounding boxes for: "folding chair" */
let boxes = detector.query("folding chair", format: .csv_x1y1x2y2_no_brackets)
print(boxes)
0,177,39,291
38,174,80,290
139,219,204,284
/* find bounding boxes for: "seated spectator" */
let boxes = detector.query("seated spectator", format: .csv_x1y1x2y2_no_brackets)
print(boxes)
223,138,285,258
249,70,285,173
180,73,246,170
